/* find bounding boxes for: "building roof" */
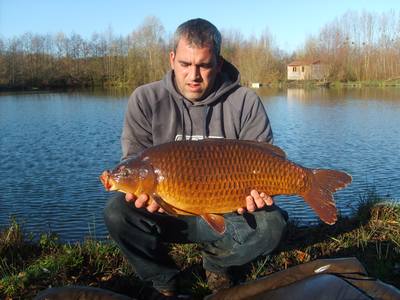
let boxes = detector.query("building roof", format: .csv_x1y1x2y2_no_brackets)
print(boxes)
287,59,321,66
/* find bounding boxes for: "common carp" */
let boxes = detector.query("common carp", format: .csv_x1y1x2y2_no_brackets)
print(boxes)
100,139,352,234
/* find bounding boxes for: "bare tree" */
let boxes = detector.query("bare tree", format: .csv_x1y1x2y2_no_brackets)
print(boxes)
1,12,399,90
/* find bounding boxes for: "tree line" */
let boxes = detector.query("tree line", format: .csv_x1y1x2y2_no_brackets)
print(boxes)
0,11,399,90
301,10,400,82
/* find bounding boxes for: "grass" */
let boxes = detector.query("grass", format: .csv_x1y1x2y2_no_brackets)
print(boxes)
1,192,399,299
329,79,400,87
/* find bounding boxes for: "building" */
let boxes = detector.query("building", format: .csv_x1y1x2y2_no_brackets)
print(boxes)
287,60,327,81
251,82,262,88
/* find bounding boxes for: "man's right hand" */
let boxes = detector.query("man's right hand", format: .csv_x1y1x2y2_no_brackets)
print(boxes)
125,193,165,213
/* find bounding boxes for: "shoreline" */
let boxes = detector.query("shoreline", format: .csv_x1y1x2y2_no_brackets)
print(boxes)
1,79,400,94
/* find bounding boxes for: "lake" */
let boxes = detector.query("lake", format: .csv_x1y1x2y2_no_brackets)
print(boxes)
1,88,399,242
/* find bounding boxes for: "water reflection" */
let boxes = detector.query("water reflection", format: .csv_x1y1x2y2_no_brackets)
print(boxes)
284,87,400,103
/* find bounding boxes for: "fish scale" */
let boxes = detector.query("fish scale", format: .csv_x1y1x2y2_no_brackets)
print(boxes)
144,140,308,214
100,139,352,231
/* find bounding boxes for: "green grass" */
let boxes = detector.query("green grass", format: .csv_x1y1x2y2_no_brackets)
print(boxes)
1,192,399,299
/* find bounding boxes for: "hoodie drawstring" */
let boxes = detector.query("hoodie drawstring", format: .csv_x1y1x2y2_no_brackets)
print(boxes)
179,98,186,141
180,98,193,140
203,105,211,139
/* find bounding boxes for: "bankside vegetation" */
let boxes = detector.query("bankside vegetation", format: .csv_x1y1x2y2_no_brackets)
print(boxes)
1,192,399,299
1,10,400,90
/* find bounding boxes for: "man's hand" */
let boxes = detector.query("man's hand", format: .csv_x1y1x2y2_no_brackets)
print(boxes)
237,190,274,214
125,189,272,215
125,193,165,213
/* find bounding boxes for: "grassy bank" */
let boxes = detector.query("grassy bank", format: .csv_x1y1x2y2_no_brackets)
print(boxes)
330,79,400,88
282,79,400,89
2,79,400,93
1,193,399,299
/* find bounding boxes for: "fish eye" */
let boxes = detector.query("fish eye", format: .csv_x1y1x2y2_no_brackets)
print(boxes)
139,169,148,179
115,165,131,177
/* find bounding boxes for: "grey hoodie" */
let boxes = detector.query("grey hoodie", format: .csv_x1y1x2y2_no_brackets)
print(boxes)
121,59,273,160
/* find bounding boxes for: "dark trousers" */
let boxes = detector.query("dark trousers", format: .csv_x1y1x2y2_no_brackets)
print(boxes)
103,192,287,292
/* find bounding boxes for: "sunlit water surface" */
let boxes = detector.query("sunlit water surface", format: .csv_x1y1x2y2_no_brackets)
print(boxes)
1,88,399,241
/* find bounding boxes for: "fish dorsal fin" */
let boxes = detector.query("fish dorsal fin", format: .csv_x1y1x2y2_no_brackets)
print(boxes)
151,193,178,216
201,138,286,158
201,214,226,235
245,140,286,158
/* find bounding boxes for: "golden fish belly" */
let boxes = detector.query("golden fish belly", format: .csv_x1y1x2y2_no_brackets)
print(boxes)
143,140,309,215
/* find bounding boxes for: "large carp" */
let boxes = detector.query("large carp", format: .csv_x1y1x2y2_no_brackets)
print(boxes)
100,139,352,234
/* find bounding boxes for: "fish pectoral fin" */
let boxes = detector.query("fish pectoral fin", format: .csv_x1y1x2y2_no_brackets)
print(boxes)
151,193,178,217
201,214,226,235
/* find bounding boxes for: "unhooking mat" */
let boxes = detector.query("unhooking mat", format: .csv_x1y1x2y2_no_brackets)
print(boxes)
206,257,400,300
34,257,400,299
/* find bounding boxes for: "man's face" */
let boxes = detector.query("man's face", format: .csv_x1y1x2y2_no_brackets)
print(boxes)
169,37,222,102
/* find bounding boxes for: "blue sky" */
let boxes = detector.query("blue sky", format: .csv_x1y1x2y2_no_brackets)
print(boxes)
0,0,399,52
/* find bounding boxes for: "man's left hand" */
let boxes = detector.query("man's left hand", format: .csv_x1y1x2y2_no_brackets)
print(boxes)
237,190,274,214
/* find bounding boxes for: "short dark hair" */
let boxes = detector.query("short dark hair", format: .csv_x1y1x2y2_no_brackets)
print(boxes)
173,18,222,57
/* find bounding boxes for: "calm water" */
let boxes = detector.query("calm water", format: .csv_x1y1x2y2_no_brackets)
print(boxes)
1,88,399,241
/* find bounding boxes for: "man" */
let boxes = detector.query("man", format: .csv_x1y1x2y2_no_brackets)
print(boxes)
104,18,287,298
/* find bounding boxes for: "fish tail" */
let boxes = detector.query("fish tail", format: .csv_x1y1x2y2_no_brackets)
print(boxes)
303,169,352,225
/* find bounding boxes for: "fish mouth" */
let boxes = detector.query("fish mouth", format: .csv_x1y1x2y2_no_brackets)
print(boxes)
100,170,117,191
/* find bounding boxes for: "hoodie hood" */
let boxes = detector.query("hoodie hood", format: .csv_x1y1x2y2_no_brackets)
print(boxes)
121,57,273,159
162,58,241,106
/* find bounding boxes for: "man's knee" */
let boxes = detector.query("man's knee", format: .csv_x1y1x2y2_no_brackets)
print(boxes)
258,207,287,242
256,208,287,255
202,208,287,270
103,193,128,233
104,193,159,238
